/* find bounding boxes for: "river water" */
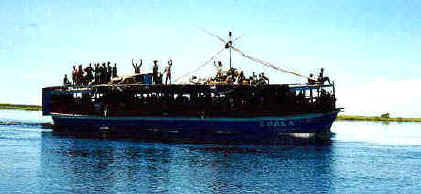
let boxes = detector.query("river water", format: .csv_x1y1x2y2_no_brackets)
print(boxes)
0,110,420,193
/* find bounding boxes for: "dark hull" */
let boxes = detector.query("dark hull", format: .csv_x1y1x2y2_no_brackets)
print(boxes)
51,110,339,144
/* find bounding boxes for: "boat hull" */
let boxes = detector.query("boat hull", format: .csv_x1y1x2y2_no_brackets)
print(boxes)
51,111,339,143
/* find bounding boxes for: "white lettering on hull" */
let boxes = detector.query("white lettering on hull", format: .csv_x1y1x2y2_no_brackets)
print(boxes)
259,120,296,128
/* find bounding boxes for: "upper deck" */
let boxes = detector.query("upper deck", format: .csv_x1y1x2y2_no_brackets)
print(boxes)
44,82,334,94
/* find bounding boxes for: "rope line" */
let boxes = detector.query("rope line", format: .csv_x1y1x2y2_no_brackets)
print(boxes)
231,46,309,79
174,47,225,83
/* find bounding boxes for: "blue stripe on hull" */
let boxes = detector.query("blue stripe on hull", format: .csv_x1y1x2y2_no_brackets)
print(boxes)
51,111,339,142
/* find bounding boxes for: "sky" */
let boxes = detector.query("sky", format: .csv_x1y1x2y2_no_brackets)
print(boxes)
1,0,421,117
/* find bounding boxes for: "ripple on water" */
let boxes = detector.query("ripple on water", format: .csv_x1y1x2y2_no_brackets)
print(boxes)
0,110,421,193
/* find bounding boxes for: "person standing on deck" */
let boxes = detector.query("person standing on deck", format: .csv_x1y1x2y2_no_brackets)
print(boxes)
307,73,316,85
152,60,159,84
132,58,142,74
85,64,94,84
107,61,112,82
213,61,223,79
63,74,71,86
97,63,104,84
317,68,331,84
77,65,83,85
261,72,269,84
252,72,257,84
164,59,173,85
237,71,245,84
94,63,99,84
101,63,107,84
72,66,77,85
157,72,163,84
112,63,118,78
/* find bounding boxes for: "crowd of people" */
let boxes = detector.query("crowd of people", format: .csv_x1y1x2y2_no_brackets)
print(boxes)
131,58,173,85
307,68,331,85
63,62,118,86
205,61,331,86
62,59,330,87
204,60,269,86
64,59,174,86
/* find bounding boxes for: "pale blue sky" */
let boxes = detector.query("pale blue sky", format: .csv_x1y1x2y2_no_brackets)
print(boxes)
1,0,421,116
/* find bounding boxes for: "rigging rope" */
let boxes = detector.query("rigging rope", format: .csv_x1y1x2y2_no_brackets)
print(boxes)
191,29,311,81
231,46,309,79
174,47,225,83
199,28,226,44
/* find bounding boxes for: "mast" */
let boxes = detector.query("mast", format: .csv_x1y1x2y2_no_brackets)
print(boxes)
229,31,232,69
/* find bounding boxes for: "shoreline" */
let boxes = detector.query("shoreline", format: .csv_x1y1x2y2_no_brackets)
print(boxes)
0,104,41,111
1,104,420,123
337,114,421,123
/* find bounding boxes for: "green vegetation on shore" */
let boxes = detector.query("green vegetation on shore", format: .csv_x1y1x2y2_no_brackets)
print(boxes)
0,103,41,111
337,114,421,123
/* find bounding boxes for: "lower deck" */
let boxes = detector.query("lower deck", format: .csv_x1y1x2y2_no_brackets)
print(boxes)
51,110,339,143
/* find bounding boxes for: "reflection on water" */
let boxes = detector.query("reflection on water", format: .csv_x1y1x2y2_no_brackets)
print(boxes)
39,132,335,193
1,110,421,193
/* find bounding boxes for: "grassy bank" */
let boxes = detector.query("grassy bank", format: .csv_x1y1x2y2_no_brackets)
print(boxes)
0,103,42,111
337,114,421,123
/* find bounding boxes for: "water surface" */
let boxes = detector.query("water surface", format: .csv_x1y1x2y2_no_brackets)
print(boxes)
0,110,420,193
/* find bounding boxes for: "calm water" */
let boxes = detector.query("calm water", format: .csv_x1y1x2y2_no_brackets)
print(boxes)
1,110,421,193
